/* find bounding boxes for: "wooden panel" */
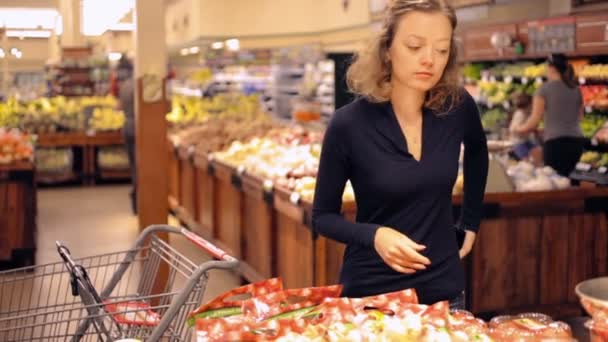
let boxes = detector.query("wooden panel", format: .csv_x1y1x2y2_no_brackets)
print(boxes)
197,166,215,236
179,158,196,217
470,219,508,312
167,143,180,202
576,13,608,55
214,176,242,258
508,217,542,308
242,192,274,279
567,213,598,303
462,24,517,61
315,237,345,286
539,215,571,306
276,212,314,289
596,213,608,277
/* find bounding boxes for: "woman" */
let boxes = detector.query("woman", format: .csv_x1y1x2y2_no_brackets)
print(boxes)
312,0,488,309
515,53,584,176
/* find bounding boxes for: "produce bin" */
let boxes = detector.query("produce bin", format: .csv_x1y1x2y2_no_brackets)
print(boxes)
241,172,275,280
0,162,36,268
194,153,215,237
177,145,197,219
211,159,244,259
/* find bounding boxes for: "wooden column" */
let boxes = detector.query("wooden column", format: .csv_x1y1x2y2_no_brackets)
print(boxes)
134,0,169,298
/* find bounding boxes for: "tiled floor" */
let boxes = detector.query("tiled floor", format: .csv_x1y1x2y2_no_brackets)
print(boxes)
36,185,240,303
0,185,240,341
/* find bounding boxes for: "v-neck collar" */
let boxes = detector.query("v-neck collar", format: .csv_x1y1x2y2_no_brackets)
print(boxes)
376,101,432,162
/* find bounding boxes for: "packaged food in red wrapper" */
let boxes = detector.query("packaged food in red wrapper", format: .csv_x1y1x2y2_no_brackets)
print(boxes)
241,285,343,322
187,277,283,325
488,313,573,341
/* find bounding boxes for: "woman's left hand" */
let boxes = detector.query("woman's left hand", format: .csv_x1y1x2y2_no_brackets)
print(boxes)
459,230,476,259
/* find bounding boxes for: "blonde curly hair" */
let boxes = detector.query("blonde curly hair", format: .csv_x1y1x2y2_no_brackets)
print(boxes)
347,0,461,113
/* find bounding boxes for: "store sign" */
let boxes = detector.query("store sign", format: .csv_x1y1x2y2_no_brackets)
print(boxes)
527,17,576,54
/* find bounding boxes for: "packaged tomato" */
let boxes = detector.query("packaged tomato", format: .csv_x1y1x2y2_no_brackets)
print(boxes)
587,319,608,342
241,285,343,322
188,278,283,326
489,313,573,341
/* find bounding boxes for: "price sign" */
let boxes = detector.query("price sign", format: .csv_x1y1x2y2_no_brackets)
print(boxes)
503,101,511,110
505,76,513,84
586,106,593,114
579,77,586,85
598,166,607,174
535,77,544,85
521,77,529,84
576,162,592,172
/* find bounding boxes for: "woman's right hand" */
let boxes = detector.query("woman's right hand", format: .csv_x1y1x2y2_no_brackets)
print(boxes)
374,227,431,274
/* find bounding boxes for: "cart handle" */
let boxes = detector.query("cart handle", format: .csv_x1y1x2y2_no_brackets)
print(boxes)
179,228,236,262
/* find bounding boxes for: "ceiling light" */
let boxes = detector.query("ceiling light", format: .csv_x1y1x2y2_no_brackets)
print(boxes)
15,51,22,59
189,46,200,54
211,41,224,50
6,30,52,38
10,48,18,55
108,52,122,62
226,39,240,51
180,48,189,56
0,50,5,59
82,0,134,36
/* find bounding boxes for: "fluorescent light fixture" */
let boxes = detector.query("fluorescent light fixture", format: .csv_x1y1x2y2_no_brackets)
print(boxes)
110,23,134,31
55,15,62,35
6,30,52,38
211,41,224,50
180,48,189,56
0,8,58,30
108,52,122,61
189,46,200,54
226,39,240,51
82,0,134,36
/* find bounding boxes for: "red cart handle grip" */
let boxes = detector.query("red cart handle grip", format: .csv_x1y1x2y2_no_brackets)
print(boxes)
180,228,235,261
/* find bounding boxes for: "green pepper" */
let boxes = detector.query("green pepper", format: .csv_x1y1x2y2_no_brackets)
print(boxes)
267,306,317,320
186,306,242,326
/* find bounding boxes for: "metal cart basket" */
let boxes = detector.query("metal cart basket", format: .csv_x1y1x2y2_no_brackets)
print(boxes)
0,225,238,341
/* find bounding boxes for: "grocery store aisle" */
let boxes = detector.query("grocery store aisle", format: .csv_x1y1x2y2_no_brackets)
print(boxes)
36,185,239,302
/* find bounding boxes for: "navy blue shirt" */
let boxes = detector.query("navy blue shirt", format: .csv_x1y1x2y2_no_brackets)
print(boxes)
312,90,488,304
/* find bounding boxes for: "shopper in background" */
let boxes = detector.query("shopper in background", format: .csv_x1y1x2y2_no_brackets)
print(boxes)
117,57,137,214
312,0,488,309
515,53,584,176
509,93,537,160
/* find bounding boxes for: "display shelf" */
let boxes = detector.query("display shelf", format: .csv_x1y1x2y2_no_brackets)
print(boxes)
98,169,131,180
36,170,80,184
0,164,36,269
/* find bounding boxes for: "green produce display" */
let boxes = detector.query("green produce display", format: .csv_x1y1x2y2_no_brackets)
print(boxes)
581,115,606,138
98,147,129,170
35,148,73,173
481,108,507,132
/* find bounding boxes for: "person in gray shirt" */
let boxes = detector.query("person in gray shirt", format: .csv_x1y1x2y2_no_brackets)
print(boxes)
117,57,137,214
515,53,584,177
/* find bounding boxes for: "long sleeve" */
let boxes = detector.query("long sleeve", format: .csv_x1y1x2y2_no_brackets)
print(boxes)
312,112,380,247
459,94,489,232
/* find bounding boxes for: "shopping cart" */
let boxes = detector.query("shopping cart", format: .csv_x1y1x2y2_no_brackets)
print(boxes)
0,224,239,341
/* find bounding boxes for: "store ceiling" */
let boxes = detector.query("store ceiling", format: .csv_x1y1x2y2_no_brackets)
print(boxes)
0,0,56,9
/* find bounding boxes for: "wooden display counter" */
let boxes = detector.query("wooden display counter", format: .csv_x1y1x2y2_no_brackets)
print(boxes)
0,162,36,269
36,131,128,185
167,148,608,317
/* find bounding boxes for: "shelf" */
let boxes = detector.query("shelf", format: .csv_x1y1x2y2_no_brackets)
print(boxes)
98,169,131,180
36,171,80,184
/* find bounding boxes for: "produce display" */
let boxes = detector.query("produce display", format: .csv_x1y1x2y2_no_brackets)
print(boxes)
581,114,607,138
192,278,573,342
594,122,608,143
88,107,125,131
506,161,571,191
581,86,608,108
0,129,34,164
578,64,608,80
0,95,121,133
166,94,263,126
34,148,73,173
212,127,354,203
480,108,507,132
97,147,129,170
